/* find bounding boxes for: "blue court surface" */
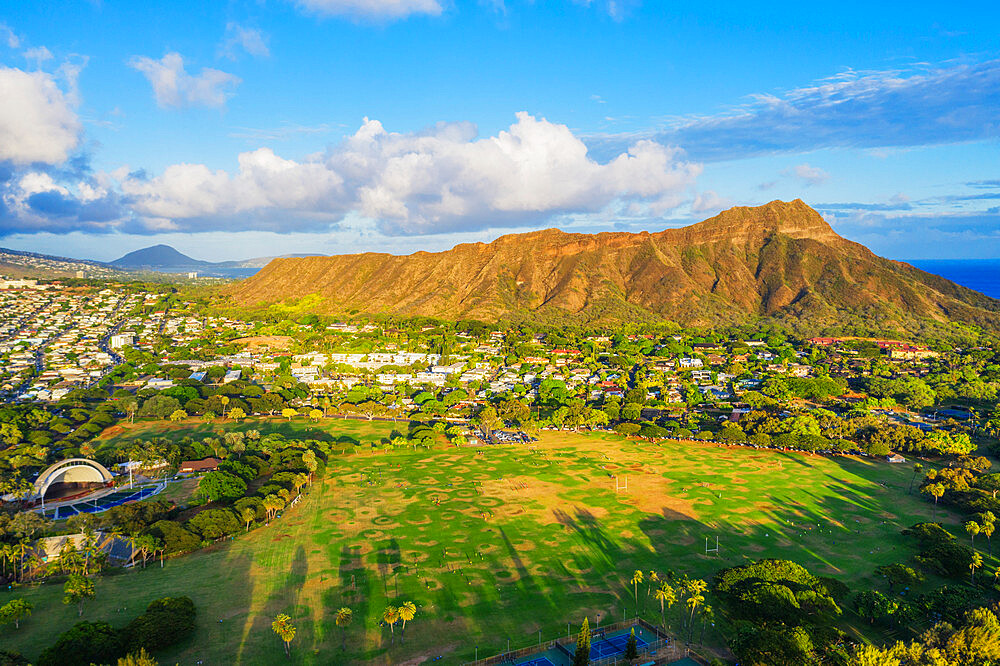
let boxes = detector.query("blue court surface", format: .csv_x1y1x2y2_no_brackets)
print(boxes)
589,631,648,660
48,486,161,519
517,658,556,666
553,630,647,661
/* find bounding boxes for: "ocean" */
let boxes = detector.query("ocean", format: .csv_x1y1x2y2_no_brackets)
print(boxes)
909,260,1000,300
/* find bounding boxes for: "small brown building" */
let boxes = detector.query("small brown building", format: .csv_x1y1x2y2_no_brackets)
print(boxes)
178,457,221,474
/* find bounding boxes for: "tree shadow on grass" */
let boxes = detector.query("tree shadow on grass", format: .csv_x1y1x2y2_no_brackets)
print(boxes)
336,434,361,447
235,544,310,663
324,544,370,658
376,538,402,599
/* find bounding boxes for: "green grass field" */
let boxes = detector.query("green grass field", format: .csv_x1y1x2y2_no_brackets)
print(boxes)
96,414,399,453
1,423,968,665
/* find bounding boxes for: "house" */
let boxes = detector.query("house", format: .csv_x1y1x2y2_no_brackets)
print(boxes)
886,453,906,464
145,377,175,390
178,457,221,474
35,532,133,564
890,346,940,360
691,369,712,384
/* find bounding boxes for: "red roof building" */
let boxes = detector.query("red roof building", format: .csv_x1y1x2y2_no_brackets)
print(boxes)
178,457,221,474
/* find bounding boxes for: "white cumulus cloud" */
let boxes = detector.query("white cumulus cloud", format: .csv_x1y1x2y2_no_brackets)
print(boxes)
0,66,81,165
120,113,700,235
129,52,240,109
292,0,443,20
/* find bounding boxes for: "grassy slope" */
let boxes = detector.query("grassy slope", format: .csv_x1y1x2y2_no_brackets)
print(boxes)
1,424,974,664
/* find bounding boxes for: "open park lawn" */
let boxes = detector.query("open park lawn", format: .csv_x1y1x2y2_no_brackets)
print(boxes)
1,425,959,664
95,414,399,453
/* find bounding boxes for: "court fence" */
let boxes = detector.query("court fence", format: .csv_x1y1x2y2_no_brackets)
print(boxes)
461,617,710,666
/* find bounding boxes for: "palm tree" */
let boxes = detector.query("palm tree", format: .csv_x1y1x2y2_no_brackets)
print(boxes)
241,507,256,532
398,601,416,641
685,593,704,643
271,613,296,658
630,569,643,614
220,396,230,419
382,605,399,645
971,552,984,585
647,570,659,598
924,483,945,518
293,473,309,497
301,450,318,484
0,543,12,579
335,607,353,651
126,534,142,568
654,582,676,629
966,521,982,549
263,495,284,523
15,539,29,582
908,462,923,494
699,605,714,645
122,397,138,424
983,520,996,556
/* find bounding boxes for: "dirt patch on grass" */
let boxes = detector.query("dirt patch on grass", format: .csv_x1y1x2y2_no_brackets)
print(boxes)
614,473,699,519
232,335,294,350
98,424,126,439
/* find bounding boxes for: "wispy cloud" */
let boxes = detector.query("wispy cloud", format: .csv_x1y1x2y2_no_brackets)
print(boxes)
228,122,340,141
815,202,913,212
23,46,53,68
0,23,19,49
220,23,270,60
128,52,240,109
785,163,829,186
588,58,1000,162
966,179,1000,190
824,209,1000,259
573,0,641,21
691,190,733,214
292,0,443,21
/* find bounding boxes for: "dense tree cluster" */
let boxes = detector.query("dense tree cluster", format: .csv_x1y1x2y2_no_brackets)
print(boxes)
713,559,847,665
36,596,195,666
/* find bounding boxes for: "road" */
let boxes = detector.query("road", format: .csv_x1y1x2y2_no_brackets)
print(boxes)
88,296,130,388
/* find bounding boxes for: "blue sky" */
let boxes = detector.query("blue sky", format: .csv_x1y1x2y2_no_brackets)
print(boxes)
0,0,998,261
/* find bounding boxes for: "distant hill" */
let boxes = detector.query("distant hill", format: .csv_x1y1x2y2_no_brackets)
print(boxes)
110,244,263,277
110,244,320,278
0,244,306,281
228,199,1000,333
0,247,128,280
111,244,209,269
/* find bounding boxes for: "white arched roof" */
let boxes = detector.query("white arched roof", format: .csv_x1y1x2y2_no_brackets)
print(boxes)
32,458,113,500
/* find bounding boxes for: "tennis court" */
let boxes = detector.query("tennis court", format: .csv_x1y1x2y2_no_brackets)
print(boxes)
589,631,647,659
553,629,647,661
516,657,557,666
